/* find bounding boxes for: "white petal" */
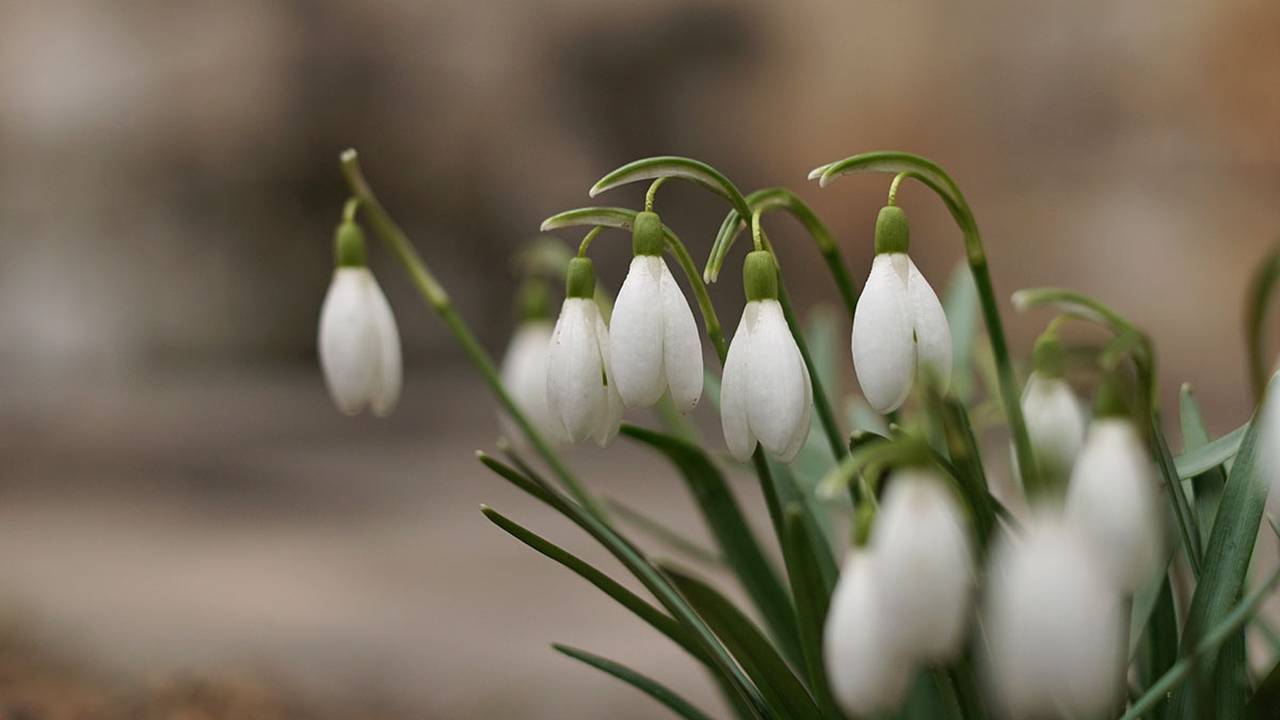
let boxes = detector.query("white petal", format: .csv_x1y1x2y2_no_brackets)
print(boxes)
658,260,703,413
824,553,912,717
1065,419,1163,591
547,299,605,442
364,273,402,417
593,310,624,447
853,254,915,413
747,300,811,461
906,256,953,393
609,256,666,407
500,321,563,445
985,516,1124,718
318,268,378,415
779,354,814,462
871,469,975,662
721,306,757,462
1019,373,1087,481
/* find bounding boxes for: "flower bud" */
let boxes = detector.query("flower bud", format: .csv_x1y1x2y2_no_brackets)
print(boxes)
870,468,975,663
984,515,1125,719
824,552,912,717
852,208,952,413
607,212,703,411
1017,370,1087,488
1065,416,1163,591
721,252,811,461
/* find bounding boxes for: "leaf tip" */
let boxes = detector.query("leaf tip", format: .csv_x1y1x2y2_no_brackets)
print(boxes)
806,164,827,180
339,147,358,164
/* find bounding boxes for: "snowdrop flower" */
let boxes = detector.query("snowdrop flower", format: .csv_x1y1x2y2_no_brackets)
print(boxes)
1017,332,1088,485
870,467,975,663
608,211,703,411
824,552,912,717
985,515,1125,719
318,219,402,416
547,257,623,446
721,250,812,462
498,281,563,445
852,205,952,413
1064,381,1163,591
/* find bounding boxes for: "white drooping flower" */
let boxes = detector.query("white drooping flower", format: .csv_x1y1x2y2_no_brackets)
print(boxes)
852,206,952,414
318,220,402,417
1016,332,1088,485
870,468,975,663
608,211,703,411
499,319,563,445
1065,415,1163,591
824,552,912,717
721,251,812,462
985,515,1125,719
546,258,623,446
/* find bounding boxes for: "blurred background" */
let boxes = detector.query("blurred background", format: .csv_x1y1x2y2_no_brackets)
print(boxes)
1,0,1279,717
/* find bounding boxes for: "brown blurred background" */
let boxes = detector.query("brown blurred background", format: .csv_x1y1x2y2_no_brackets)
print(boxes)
1,1,1279,717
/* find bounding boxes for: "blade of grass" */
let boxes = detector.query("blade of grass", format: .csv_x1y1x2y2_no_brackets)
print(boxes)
554,644,716,720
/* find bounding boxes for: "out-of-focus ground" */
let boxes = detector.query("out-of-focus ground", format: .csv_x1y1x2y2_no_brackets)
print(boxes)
2,0,1280,716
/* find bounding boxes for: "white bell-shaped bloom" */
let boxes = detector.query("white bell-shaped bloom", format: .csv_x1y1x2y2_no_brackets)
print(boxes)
985,515,1125,719
852,252,952,414
824,552,912,717
499,320,564,445
1018,371,1088,482
721,298,813,462
1064,417,1163,591
547,297,623,446
318,267,402,416
870,468,975,663
609,254,703,411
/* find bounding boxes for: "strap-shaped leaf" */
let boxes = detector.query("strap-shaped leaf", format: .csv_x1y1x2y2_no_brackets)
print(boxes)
480,505,705,663
781,505,842,718
1175,423,1246,479
603,495,723,567
942,263,981,403
1246,246,1280,401
1164,379,1272,719
620,424,804,668
808,152,974,237
589,156,752,219
662,564,822,720
1180,385,1227,548
554,644,716,720
937,396,997,551
476,452,769,717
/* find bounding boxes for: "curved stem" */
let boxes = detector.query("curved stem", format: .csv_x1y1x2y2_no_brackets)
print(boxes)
645,177,669,212
342,196,361,222
813,152,1038,497
886,172,908,206
339,149,606,519
1246,246,1280,402
750,209,765,251
577,226,605,257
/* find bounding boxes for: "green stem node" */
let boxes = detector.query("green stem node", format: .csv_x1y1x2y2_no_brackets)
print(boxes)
566,257,597,299
334,219,368,268
874,205,909,255
632,211,665,256
743,250,779,302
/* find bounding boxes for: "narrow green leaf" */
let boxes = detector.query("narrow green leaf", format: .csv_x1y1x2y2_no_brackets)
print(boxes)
554,644,716,720
1175,423,1247,479
1133,574,1178,719
588,156,752,219
1246,245,1280,401
663,564,822,720
480,505,705,663
937,396,997,551
942,262,980,403
476,452,769,717
540,206,642,233
1165,385,1272,719
602,495,723,567
620,424,804,669
781,504,842,718
1180,384,1227,550
1123,559,1280,720
767,458,839,593
1151,416,1205,578
809,153,972,237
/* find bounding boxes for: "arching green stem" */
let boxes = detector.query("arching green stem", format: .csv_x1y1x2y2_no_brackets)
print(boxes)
886,172,908,207
1246,245,1280,402
706,187,859,319
811,152,1039,498
645,177,669,213
339,149,605,518
577,226,605,257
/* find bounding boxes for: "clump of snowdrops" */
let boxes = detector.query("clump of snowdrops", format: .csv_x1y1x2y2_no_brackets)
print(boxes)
317,149,1280,720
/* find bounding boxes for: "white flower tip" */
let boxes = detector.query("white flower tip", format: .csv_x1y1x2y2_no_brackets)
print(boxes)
1011,290,1032,311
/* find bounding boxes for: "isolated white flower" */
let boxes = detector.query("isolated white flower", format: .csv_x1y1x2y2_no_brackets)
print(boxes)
499,320,563,444
852,206,952,413
609,216,703,410
318,266,403,417
721,251,812,462
824,552,912,717
1065,416,1163,591
870,468,975,662
985,515,1125,719
1018,370,1088,481
547,258,622,446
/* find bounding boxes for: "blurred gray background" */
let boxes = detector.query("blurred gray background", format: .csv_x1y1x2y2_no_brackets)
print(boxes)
1,0,1279,717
